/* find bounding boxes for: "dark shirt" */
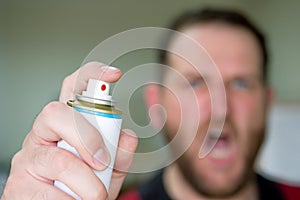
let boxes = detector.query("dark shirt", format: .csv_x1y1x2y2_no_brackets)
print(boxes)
135,171,285,200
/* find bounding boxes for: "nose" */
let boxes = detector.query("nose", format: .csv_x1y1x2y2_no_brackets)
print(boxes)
198,80,228,158
209,81,228,127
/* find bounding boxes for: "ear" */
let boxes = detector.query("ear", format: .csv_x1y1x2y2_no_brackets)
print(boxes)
144,84,164,130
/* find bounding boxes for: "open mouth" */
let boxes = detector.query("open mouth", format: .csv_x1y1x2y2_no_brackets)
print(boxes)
206,131,235,160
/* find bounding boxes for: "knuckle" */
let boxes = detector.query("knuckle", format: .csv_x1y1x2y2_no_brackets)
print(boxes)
10,150,28,172
11,150,23,167
62,75,73,90
41,101,63,117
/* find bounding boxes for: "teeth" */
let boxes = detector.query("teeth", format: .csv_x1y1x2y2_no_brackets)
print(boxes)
211,148,230,159
210,132,221,139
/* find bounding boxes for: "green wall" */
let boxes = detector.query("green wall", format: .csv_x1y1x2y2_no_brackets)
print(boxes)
1,0,299,171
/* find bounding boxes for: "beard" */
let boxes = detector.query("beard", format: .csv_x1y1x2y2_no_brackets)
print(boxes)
165,122,266,199
176,154,253,198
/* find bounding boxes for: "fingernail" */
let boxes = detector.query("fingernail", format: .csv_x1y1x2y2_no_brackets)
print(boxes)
93,148,111,169
101,65,119,72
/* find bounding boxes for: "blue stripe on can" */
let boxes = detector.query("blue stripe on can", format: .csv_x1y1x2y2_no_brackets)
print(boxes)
74,107,121,119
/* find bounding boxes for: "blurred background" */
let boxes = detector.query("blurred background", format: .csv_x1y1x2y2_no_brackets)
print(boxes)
1,0,300,193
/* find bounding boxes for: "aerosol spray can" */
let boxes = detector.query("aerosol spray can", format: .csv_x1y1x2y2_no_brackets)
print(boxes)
54,79,122,199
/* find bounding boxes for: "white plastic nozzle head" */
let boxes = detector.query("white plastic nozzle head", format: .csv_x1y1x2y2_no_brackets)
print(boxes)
82,79,112,101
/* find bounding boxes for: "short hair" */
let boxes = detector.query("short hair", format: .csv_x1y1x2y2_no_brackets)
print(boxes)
159,8,269,83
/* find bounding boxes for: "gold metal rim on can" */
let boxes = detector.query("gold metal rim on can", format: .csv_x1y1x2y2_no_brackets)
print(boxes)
67,100,122,115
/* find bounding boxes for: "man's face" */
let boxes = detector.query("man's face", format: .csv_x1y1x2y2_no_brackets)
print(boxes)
160,23,271,197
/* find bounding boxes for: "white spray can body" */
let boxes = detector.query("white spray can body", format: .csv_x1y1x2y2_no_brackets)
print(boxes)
54,79,122,199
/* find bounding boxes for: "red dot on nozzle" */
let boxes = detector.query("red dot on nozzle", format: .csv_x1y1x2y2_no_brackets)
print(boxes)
101,84,106,91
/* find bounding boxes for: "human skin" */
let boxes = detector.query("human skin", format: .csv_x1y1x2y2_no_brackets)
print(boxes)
1,62,138,200
145,22,272,199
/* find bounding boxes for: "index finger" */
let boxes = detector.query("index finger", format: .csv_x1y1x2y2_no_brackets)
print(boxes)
59,61,122,103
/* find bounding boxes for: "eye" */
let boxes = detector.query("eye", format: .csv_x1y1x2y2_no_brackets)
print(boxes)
232,79,249,89
190,78,204,88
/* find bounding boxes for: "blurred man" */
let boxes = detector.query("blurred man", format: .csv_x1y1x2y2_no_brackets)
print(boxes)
119,8,285,200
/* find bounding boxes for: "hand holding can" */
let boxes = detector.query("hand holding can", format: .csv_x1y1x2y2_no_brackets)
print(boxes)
2,62,137,200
